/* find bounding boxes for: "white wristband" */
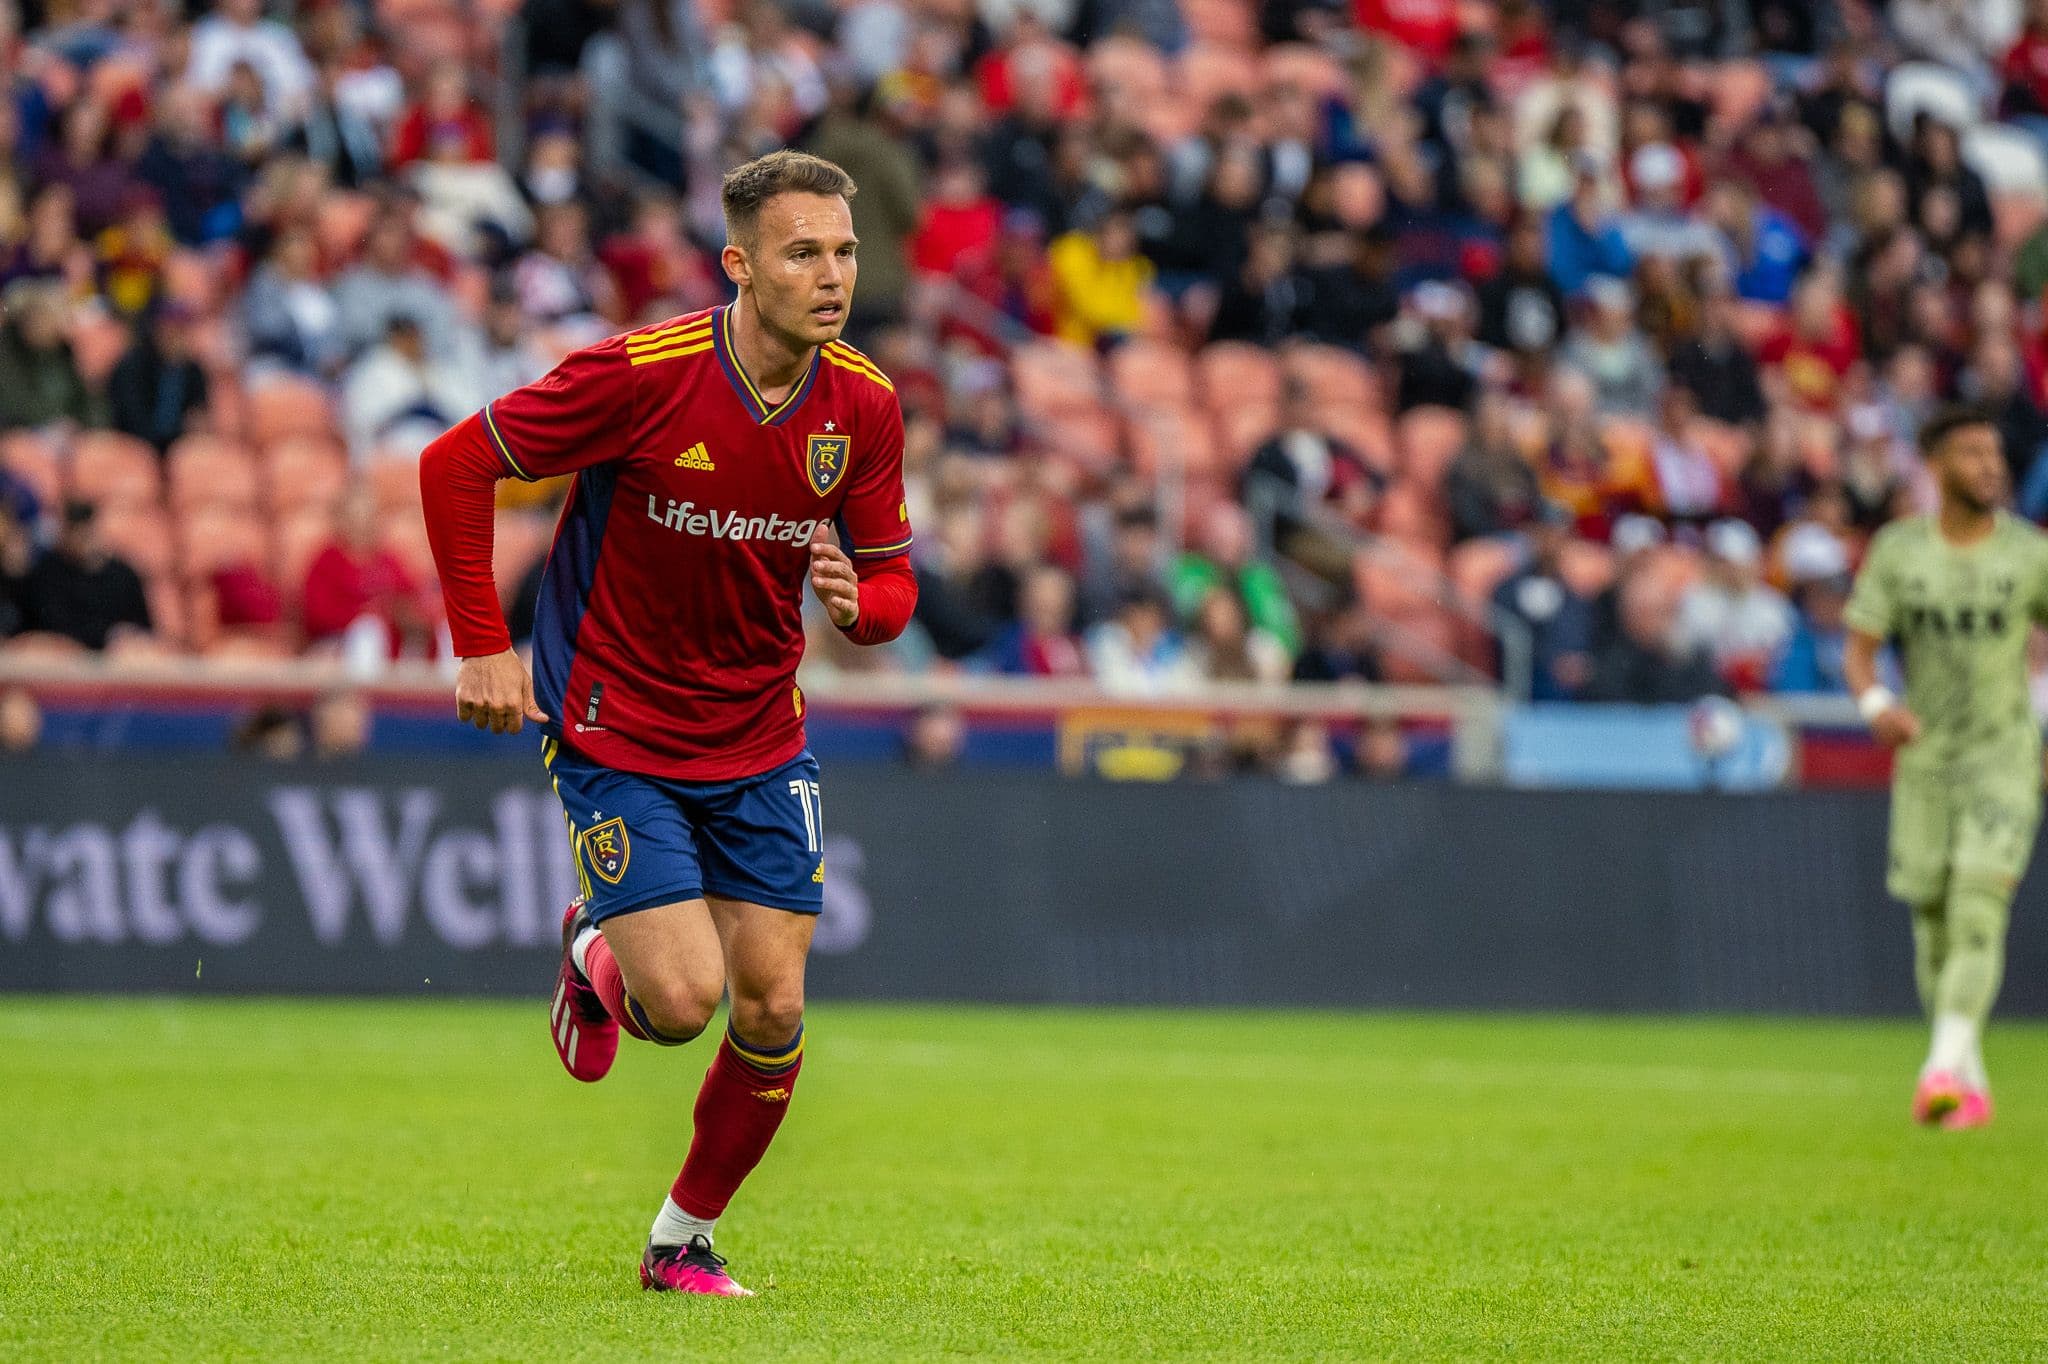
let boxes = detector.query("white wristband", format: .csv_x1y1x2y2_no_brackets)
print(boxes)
1857,686,1897,723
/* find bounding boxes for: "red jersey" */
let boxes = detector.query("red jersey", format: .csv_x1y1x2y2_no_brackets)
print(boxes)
467,305,913,780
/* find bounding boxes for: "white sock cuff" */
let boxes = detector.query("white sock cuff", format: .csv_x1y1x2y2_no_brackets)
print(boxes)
571,925,600,978
650,1195,717,1249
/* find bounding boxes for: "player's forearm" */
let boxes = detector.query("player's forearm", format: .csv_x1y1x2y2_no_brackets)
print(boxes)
1842,630,1883,699
420,414,513,658
839,557,917,646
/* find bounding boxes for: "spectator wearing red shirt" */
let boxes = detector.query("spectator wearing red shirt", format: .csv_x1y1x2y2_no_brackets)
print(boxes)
974,15,1087,119
388,63,494,168
1760,274,1862,413
2004,0,2048,115
302,488,438,658
1355,0,1460,68
911,161,1003,277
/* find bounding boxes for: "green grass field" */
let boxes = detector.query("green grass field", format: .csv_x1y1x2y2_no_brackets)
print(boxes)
3,1001,2046,1361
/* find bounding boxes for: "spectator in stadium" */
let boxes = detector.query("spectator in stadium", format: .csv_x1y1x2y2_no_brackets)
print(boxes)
1617,142,1722,272
135,88,245,245
1759,271,1860,415
0,280,103,431
1088,585,1201,696
1078,502,1168,627
1676,518,1795,692
1561,275,1662,418
1668,285,1768,427
332,210,466,361
903,704,967,770
1708,179,1809,307
1189,586,1290,686
1648,385,1725,523
286,63,387,190
230,704,308,760
389,63,493,169
1476,215,1568,360
219,62,286,171
184,0,316,121
807,82,921,335
1544,156,1633,298
1169,502,1300,659
1046,205,1153,348
106,301,208,453
32,98,135,238
301,487,436,661
1584,559,1726,704
2,186,88,290
341,314,474,462
1356,714,1410,780
986,564,1087,677
407,121,535,263
20,500,151,651
1905,115,1996,246
1770,527,1855,693
1959,333,2048,492
241,227,342,376
1587,513,1665,656
1208,221,1308,346
1394,280,1481,414
1492,500,1595,700
1447,389,1543,542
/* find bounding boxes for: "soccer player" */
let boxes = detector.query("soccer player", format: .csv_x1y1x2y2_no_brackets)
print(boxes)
419,152,917,1292
1844,404,2048,1131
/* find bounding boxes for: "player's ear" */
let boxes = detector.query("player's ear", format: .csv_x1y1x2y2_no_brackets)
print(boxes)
721,243,751,289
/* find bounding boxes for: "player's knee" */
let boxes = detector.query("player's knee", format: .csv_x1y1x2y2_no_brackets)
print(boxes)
729,988,805,1049
635,977,722,1045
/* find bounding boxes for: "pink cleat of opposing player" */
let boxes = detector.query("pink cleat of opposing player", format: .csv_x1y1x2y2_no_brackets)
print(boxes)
550,899,618,1083
640,1237,754,1296
1911,1070,1965,1126
1941,1089,1994,1131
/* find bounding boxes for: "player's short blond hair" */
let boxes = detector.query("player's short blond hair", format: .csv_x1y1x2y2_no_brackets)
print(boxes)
721,151,858,248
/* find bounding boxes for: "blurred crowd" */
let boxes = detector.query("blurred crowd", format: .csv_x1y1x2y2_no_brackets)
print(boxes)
5,0,2048,768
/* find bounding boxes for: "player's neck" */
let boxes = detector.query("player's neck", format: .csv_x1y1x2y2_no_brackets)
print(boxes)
727,298,814,401
1936,500,1997,548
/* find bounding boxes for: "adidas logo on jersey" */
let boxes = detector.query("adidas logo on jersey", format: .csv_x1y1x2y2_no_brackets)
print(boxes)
674,442,715,471
646,496,821,545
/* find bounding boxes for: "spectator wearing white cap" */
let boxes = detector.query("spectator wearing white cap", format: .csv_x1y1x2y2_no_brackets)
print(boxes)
1560,275,1663,418
1771,523,1856,693
1676,517,1795,691
1588,513,1667,656
1617,142,1723,267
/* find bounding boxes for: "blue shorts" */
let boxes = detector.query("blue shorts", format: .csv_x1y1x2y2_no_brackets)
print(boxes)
543,739,825,920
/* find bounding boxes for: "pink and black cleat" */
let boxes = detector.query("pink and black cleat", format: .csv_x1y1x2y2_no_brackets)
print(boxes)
641,1236,754,1297
550,899,618,1083
1911,1070,1965,1126
1941,1089,1994,1131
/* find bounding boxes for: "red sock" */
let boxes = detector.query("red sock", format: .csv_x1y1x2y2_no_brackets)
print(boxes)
581,932,652,1042
672,1025,805,1219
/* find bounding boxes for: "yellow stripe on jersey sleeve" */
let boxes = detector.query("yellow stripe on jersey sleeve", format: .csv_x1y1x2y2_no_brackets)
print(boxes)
624,318,714,351
627,339,715,367
823,349,895,392
824,342,893,384
481,402,534,480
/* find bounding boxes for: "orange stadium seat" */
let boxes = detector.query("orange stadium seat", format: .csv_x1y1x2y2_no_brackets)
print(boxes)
381,508,437,583
96,503,175,579
144,579,188,647
1087,36,1171,104
1177,44,1261,110
161,250,221,314
1194,341,1284,413
167,435,261,513
1262,43,1347,99
69,432,162,508
1215,402,1281,467
1320,405,1396,473
265,437,351,515
1127,406,1220,480
1181,0,1258,50
1031,404,1124,473
178,508,271,579
275,507,337,591
1010,340,1101,418
1108,338,1195,409
245,375,339,446
1281,342,1376,410
1710,61,1772,134
316,192,379,265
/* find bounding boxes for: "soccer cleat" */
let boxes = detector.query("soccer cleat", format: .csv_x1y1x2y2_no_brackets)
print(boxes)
550,899,618,1083
640,1236,754,1296
1911,1070,1965,1125
1941,1089,1994,1131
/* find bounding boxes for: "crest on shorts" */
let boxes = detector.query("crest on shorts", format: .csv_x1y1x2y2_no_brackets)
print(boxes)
805,433,851,497
584,817,630,885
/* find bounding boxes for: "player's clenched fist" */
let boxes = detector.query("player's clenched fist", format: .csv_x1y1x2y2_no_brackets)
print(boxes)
1870,705,1922,749
455,648,549,734
808,525,860,629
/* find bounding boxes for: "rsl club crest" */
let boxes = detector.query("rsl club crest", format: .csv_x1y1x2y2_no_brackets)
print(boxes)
806,432,850,496
584,817,630,884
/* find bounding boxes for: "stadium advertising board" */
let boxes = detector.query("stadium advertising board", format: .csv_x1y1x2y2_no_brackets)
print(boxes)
3,757,2046,1014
